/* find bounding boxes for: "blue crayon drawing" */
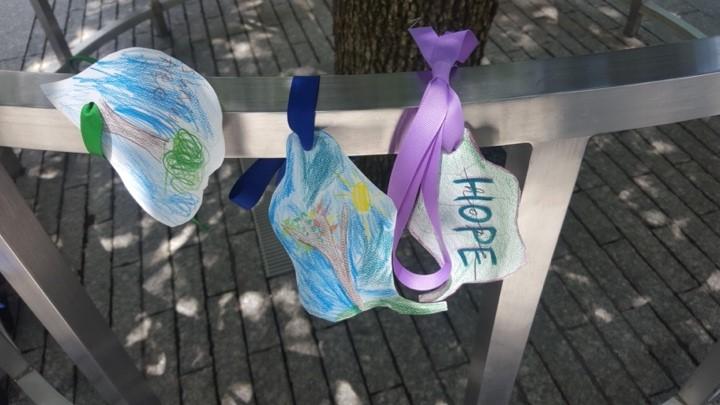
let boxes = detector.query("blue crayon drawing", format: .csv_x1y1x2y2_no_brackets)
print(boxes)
270,131,447,322
42,48,224,226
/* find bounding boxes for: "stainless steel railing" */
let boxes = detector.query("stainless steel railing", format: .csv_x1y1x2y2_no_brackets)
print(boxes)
1,37,720,405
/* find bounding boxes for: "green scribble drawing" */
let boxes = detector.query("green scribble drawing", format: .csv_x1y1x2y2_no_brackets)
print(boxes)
163,128,207,193
97,100,207,195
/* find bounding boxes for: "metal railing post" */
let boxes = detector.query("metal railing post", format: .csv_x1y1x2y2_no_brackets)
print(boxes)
464,136,590,404
0,164,159,405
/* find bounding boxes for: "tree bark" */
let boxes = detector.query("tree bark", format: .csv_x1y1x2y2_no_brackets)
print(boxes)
333,0,499,188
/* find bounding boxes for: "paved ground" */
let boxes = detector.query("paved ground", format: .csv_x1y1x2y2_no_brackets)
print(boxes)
1,0,720,404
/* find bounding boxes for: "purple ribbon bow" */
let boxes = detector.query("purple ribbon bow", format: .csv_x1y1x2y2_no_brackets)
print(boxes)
388,27,479,291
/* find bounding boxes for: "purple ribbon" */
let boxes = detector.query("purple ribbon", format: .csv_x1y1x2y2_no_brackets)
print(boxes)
388,27,478,291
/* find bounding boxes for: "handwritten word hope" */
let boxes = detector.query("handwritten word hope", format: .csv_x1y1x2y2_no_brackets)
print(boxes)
453,177,498,267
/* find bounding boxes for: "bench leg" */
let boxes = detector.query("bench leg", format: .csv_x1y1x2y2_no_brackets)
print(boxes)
464,136,590,405
0,148,22,179
675,340,720,404
0,164,159,405
150,0,170,37
624,0,644,37
0,323,72,404
27,0,73,66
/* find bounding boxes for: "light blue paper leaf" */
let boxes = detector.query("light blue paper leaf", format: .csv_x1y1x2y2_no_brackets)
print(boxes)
270,131,446,322
41,48,224,227
409,130,526,302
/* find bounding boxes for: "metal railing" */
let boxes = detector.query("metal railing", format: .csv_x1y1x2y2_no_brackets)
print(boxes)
1,37,720,405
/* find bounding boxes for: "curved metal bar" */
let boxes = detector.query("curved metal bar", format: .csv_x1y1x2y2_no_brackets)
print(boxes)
624,0,706,40
59,0,183,69
1,37,720,155
28,0,181,74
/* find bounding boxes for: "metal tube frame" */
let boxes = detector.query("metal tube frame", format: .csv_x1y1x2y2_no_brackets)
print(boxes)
2,37,720,404
27,0,73,67
0,322,72,404
0,147,22,179
27,0,181,73
623,0,706,40
0,164,159,404
624,0,644,37
464,137,592,404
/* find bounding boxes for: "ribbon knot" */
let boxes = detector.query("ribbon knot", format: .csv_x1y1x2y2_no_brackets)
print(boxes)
414,27,479,152
388,27,479,292
429,61,453,83
228,76,320,209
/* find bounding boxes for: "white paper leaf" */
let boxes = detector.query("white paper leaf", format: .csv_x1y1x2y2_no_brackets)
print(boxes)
42,48,224,226
270,131,447,322
409,130,526,301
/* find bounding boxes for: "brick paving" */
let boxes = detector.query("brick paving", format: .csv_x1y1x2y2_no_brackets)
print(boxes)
1,0,720,404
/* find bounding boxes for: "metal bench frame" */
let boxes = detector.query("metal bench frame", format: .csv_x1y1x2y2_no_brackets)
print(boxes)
0,322,71,404
624,0,706,39
1,37,720,405
27,0,183,73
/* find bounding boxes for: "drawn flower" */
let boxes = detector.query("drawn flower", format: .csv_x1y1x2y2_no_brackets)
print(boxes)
351,182,371,213
336,175,376,240
282,205,363,307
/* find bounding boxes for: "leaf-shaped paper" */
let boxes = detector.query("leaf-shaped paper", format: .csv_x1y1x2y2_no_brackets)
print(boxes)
409,130,526,302
42,48,224,227
270,130,446,322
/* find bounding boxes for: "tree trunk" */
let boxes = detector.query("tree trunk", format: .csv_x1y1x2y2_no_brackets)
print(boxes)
333,0,499,188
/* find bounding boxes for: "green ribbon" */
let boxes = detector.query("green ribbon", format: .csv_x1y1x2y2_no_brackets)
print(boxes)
69,54,99,65
80,102,104,156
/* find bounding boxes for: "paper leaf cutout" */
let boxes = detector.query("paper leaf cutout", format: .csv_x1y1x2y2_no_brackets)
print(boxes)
42,48,224,227
409,130,526,302
270,131,447,322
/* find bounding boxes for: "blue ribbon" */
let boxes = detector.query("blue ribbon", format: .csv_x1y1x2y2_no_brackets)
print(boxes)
229,76,320,209
287,75,320,151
